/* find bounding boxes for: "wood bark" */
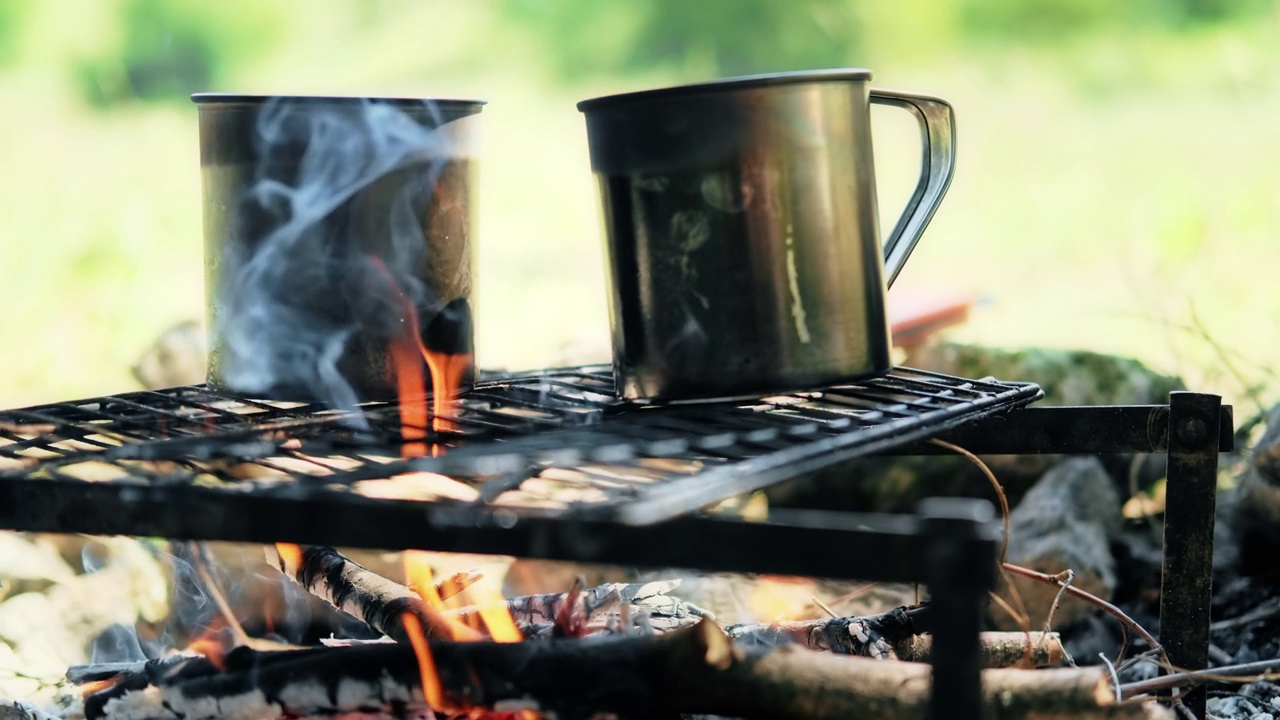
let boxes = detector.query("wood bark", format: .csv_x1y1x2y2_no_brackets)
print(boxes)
269,544,705,641
78,620,1161,720
267,544,1066,666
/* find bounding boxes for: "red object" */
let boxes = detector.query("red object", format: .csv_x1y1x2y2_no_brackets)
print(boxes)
889,290,973,349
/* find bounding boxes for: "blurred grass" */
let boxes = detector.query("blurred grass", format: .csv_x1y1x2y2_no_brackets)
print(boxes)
0,1,1276,412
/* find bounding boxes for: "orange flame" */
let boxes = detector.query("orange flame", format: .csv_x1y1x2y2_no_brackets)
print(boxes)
275,542,303,570
424,350,468,434
184,622,229,672
388,333,429,458
403,552,525,644
476,602,524,643
80,677,121,696
436,569,484,602
403,551,483,641
370,257,468,457
401,612,448,711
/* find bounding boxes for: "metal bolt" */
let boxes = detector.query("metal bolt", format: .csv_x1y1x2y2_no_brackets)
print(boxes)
1177,414,1208,446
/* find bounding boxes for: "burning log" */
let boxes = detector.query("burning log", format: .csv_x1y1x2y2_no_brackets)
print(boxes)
269,543,484,642
269,544,704,641
267,543,1067,666
77,620,1160,720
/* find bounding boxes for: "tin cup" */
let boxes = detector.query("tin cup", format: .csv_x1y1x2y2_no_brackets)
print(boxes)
193,94,484,403
578,69,955,402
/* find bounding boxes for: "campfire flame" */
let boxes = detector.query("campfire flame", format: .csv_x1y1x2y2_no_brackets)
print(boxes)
388,332,430,458
275,542,303,570
401,612,449,711
401,551,539,717
79,677,121,697
183,621,230,672
371,257,470,457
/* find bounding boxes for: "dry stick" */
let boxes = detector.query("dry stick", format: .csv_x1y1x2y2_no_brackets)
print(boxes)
1043,570,1075,637
183,542,306,653
1004,562,1160,653
894,632,1065,669
81,621,1144,720
310,625,1067,669
930,438,1036,660
183,542,253,647
1207,644,1234,667
1209,603,1280,632
929,439,1012,566
1119,657,1280,700
812,597,839,619
268,544,483,642
266,544,1065,667
829,582,881,610
1003,561,1170,677
271,545,703,640
1042,569,1077,666
1099,652,1123,703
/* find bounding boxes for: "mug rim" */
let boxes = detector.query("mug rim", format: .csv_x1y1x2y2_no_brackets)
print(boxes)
577,67,873,112
191,93,487,108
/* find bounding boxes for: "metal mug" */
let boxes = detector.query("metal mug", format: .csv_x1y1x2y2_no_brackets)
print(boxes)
578,69,955,402
194,94,484,404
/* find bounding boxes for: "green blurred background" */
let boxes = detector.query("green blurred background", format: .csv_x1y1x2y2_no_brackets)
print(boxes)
0,0,1276,410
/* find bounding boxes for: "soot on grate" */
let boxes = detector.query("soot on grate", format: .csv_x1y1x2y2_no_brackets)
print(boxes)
0,365,1041,535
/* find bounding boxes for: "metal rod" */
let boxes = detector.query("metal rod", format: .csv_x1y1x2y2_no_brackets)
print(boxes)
921,498,998,720
1159,391,1223,719
888,404,1233,456
0,476,941,583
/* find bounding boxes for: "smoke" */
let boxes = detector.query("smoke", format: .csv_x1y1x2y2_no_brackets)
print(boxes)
213,98,467,422
88,624,147,664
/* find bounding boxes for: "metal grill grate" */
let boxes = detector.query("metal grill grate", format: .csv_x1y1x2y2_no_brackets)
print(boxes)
0,366,1040,528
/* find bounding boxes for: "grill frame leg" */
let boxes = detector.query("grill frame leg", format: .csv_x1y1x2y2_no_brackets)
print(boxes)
1159,391,1222,718
922,498,998,720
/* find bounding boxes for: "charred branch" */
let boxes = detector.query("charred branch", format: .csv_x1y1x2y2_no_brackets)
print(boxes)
268,544,706,641
266,544,1066,666
269,544,483,642
80,620,1152,720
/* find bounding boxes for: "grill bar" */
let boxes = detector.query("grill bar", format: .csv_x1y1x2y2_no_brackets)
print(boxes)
0,365,1041,535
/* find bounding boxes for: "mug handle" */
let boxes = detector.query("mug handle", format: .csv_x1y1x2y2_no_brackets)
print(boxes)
868,89,957,287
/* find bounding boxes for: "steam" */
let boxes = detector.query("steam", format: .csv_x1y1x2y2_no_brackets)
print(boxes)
214,98,463,422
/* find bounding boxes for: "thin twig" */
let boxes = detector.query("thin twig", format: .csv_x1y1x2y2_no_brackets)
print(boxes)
1042,569,1075,635
812,597,838,619
1099,652,1122,702
1208,644,1234,667
1209,603,1280,632
1120,657,1280,699
828,583,880,611
1172,700,1198,720
185,542,252,648
1041,569,1076,666
1003,562,1164,670
1189,302,1270,417
931,439,1033,651
1117,648,1161,675
929,439,1011,565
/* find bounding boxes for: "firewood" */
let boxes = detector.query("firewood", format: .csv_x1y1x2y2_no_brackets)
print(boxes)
268,544,703,641
267,544,1066,667
267,544,483,642
894,632,1064,668
77,620,1163,720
